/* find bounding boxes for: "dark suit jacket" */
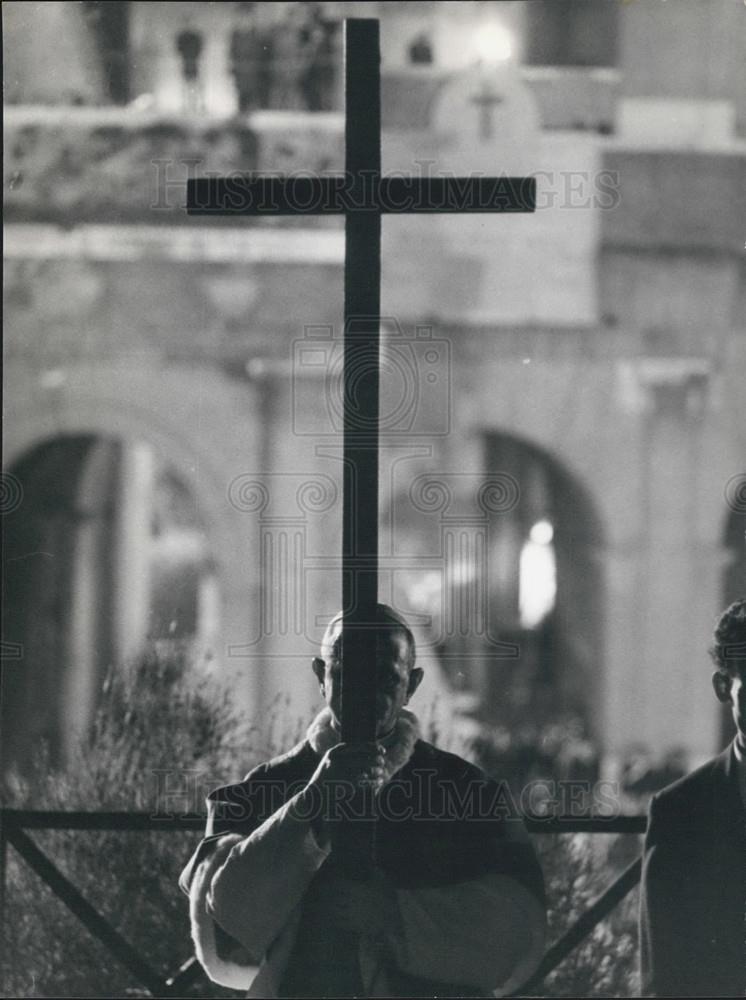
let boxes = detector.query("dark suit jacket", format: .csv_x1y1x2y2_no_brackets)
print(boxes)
639,744,745,997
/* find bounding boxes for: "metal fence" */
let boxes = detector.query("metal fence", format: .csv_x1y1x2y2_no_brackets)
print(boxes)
0,808,646,997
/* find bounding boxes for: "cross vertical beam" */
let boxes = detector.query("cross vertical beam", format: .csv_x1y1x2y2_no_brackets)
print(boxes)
184,14,537,875
340,19,381,748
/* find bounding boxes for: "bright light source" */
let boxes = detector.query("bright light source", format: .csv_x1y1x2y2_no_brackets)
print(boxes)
530,519,554,545
519,525,557,628
450,558,477,588
474,22,513,64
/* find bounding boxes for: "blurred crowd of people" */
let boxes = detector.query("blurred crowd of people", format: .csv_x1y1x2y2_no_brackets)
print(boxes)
176,3,340,114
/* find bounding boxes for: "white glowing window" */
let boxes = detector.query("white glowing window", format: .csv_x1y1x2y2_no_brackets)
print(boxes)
519,520,557,628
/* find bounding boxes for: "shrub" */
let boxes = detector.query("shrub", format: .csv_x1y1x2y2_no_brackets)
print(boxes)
0,643,299,998
534,833,640,997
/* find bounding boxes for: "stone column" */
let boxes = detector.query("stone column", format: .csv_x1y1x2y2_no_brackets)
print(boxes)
63,438,119,763
601,542,645,782
111,440,154,669
637,359,719,762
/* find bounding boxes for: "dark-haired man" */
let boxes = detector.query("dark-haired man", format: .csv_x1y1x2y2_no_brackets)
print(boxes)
180,604,546,997
639,597,746,997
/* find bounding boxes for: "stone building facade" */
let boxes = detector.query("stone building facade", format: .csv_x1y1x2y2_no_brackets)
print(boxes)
3,0,745,779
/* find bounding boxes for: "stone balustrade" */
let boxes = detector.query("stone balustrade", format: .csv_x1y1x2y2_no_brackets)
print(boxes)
4,107,344,225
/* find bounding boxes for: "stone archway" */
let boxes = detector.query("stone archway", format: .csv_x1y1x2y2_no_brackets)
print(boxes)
386,429,605,752
480,430,604,736
3,359,264,689
1,433,220,773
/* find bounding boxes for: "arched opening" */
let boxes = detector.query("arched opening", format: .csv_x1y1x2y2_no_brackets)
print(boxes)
720,503,746,745
390,433,604,771
479,433,603,738
1,434,219,774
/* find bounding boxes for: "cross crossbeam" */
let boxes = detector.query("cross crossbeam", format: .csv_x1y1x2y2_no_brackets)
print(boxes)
187,174,535,215
186,18,535,870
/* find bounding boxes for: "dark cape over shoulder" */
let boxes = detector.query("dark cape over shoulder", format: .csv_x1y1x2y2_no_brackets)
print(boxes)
180,735,546,997
639,744,746,998
180,737,545,901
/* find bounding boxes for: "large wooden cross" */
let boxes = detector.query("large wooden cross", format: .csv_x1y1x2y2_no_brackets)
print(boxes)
188,18,534,860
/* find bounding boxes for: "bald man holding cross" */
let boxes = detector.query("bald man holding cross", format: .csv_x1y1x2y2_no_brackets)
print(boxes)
180,605,546,997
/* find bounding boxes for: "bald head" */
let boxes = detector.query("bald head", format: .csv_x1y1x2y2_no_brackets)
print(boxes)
320,604,416,665
313,604,422,736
